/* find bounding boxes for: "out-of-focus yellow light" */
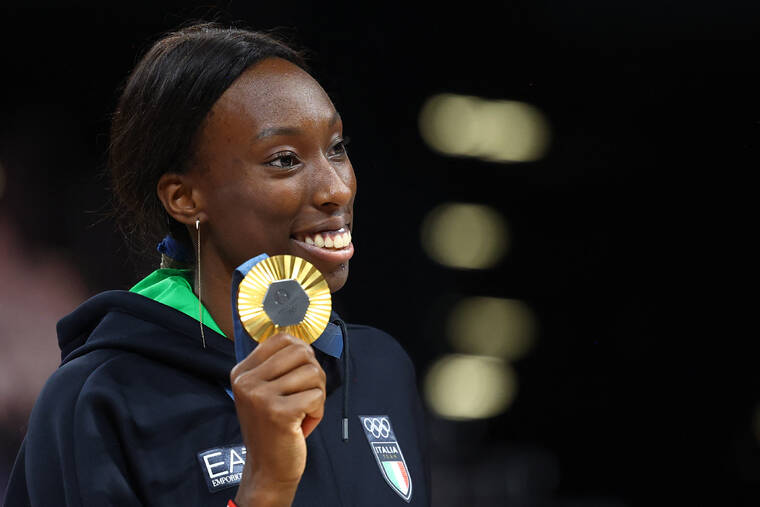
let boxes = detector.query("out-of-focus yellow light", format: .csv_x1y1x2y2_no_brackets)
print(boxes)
448,297,536,360
418,93,481,157
477,100,550,162
418,93,550,162
424,354,517,420
421,202,508,269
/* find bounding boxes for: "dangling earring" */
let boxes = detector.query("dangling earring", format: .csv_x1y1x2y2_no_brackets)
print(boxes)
196,218,205,349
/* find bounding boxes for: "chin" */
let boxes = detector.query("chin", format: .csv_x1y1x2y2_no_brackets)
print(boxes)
324,264,349,294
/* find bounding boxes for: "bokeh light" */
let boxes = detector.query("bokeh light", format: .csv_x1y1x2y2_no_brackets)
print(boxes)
419,93,551,162
421,202,509,269
418,94,481,157
424,354,517,420
448,297,536,360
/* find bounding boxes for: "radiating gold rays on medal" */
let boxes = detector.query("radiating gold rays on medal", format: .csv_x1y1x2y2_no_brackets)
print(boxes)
237,255,331,344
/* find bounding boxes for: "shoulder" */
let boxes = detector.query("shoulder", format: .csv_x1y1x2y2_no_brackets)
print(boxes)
40,348,132,398
24,349,145,469
31,349,148,420
344,323,416,376
345,323,408,356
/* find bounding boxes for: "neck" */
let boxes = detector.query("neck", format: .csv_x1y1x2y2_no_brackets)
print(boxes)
195,251,236,340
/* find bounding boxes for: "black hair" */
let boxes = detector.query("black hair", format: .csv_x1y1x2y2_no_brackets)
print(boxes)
108,22,308,264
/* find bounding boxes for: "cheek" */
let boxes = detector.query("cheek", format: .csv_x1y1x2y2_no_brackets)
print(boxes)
206,175,306,258
205,179,306,266
209,174,303,220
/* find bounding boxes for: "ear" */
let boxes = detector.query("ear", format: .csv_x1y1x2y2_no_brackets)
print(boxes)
156,172,206,226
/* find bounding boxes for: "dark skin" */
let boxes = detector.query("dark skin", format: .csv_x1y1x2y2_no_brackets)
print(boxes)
157,58,357,507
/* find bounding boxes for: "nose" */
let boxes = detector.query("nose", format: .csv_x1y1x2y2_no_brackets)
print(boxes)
311,156,355,210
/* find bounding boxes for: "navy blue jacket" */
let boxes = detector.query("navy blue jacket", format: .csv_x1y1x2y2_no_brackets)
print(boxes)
3,291,430,506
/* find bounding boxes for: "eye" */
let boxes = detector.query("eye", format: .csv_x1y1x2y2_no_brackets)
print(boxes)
266,151,301,169
328,137,351,158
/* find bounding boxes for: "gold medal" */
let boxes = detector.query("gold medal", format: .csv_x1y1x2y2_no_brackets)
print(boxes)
236,254,331,344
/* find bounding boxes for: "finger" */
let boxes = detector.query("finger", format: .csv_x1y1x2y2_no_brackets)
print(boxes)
283,388,325,421
254,342,320,383
230,332,301,379
268,362,326,396
301,415,320,438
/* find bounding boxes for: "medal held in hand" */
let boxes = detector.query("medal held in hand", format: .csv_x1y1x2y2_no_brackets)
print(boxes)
236,254,331,344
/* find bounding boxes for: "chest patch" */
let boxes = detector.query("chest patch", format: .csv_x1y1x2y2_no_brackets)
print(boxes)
358,415,413,502
197,444,246,492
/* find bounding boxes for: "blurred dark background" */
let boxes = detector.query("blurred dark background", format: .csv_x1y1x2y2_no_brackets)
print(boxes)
0,1,757,505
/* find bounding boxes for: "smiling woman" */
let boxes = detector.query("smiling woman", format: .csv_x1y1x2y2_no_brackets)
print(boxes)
3,23,429,507
156,57,357,338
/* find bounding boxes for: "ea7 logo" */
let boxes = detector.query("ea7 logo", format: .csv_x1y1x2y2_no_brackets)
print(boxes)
197,444,246,492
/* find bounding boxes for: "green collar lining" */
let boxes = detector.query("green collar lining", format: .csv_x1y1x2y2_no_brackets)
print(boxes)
130,269,226,337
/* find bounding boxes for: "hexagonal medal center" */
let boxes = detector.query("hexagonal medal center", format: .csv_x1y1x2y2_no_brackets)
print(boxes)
262,279,310,326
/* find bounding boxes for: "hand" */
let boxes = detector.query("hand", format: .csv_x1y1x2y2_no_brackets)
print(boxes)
230,333,327,507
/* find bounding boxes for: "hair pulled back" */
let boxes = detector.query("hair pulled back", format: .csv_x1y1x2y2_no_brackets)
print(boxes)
108,23,307,263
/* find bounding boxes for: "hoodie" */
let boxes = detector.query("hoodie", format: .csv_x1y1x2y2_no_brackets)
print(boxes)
3,270,430,506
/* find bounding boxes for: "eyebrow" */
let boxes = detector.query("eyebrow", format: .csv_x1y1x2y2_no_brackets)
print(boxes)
255,111,342,140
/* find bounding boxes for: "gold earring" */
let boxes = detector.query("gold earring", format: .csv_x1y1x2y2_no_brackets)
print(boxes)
196,218,205,349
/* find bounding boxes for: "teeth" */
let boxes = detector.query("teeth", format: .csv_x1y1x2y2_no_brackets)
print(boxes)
300,230,352,249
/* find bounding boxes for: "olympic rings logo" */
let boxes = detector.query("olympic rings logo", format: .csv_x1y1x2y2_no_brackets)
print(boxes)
363,417,391,438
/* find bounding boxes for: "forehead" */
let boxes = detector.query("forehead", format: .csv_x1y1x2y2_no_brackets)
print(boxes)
211,58,336,131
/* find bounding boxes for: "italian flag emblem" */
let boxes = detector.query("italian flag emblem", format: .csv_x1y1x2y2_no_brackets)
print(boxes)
382,460,411,497
359,415,413,502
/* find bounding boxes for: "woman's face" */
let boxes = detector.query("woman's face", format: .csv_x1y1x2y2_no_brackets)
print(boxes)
192,58,356,293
